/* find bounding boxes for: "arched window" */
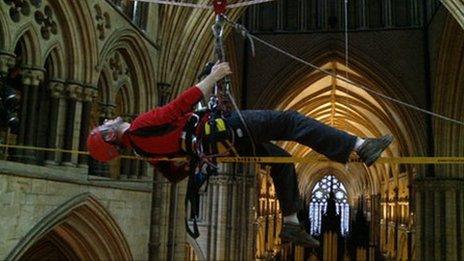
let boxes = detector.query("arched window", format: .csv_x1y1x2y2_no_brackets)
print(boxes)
309,175,350,235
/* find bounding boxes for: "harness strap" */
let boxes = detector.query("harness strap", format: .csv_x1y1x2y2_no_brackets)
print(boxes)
185,157,201,239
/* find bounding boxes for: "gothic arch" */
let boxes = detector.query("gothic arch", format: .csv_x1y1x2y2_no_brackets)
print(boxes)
96,50,136,116
97,67,113,108
256,56,418,200
0,9,9,50
115,81,136,116
6,193,132,260
441,0,464,29
99,29,155,111
43,44,66,80
46,0,98,83
250,40,427,196
433,13,464,177
255,41,425,159
12,24,43,67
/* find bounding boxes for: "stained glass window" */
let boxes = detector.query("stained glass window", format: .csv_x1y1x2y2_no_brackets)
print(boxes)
309,175,350,236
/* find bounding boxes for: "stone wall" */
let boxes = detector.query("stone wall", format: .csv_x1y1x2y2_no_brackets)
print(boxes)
0,161,152,260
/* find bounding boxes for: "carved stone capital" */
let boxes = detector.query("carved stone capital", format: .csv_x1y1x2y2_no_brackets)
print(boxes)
21,68,45,86
0,52,16,75
83,85,99,102
100,103,116,118
66,82,84,100
48,80,65,98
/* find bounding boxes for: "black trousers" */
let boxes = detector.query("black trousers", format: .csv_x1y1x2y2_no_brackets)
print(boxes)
226,110,357,215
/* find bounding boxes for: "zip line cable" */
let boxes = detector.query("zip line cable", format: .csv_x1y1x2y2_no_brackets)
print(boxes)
223,16,464,126
133,0,275,9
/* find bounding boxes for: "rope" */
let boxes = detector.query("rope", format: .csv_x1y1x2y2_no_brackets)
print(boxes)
130,0,211,9
227,0,275,9
0,143,185,162
223,17,464,126
2,144,464,164
344,0,349,72
132,0,275,10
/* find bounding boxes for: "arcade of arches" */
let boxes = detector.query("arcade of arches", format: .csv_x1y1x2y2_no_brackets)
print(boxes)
0,0,464,260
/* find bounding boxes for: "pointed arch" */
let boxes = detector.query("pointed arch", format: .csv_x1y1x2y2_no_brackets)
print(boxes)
43,0,98,82
433,12,464,177
115,81,136,116
0,9,10,50
256,41,420,198
43,44,66,80
441,0,464,29
7,193,132,260
12,23,43,67
98,65,114,107
99,29,156,112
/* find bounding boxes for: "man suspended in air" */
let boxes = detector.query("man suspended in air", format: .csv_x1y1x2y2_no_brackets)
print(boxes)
87,62,393,246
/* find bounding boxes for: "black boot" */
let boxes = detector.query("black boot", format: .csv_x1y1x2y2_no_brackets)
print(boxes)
280,223,320,247
357,134,394,166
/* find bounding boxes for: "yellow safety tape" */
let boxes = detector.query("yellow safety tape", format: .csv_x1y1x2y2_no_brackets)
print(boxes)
1,144,464,164
217,156,464,164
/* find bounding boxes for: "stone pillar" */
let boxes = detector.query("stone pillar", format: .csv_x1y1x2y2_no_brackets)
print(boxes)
23,69,44,161
384,0,393,27
45,80,67,165
78,85,98,168
149,170,171,261
0,52,15,76
62,82,84,166
393,187,399,255
14,68,44,162
189,163,257,260
415,179,464,261
171,180,187,261
359,0,368,29
276,0,284,31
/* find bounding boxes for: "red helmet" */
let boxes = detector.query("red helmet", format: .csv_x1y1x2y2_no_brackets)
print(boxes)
87,127,120,162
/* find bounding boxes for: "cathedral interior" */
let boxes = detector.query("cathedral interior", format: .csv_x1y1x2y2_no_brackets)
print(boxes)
1,0,464,260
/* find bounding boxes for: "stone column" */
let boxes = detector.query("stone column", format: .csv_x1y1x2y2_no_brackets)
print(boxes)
62,82,84,166
276,0,284,31
44,80,66,165
299,0,308,31
171,180,187,261
78,85,98,168
384,0,393,27
14,68,44,162
246,164,258,260
415,178,464,261
393,187,399,255
149,170,171,260
0,52,15,76
23,69,44,162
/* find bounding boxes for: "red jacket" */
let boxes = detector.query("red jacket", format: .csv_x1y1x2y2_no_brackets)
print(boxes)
126,86,203,155
123,86,203,182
